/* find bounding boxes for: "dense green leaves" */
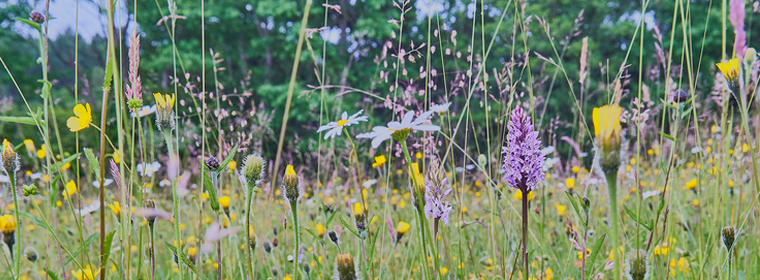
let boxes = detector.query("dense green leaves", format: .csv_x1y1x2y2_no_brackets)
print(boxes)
1,0,755,161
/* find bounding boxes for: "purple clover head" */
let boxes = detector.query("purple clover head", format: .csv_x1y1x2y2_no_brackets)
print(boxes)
502,106,545,192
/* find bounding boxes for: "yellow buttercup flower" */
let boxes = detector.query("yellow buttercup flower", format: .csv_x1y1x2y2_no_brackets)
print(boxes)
37,144,46,159
66,103,92,132
0,215,16,234
396,221,410,234
555,203,566,216
716,58,741,92
565,178,575,190
669,257,689,277
108,201,120,216
592,105,622,149
112,150,122,164
316,224,325,238
513,190,536,201
545,268,554,280
63,180,77,200
218,196,231,209
685,178,697,190
352,202,363,217
23,139,35,153
372,155,387,168
72,265,99,280
188,246,197,257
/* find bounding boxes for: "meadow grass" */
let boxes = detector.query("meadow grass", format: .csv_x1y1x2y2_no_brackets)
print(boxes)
0,0,758,279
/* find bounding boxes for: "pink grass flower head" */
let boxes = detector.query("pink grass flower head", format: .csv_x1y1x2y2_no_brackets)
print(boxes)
126,32,143,110
729,0,746,58
502,106,545,192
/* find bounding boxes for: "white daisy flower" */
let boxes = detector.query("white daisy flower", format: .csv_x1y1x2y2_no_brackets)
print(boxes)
75,203,100,217
159,178,172,187
357,109,441,148
362,179,377,188
316,110,369,139
642,190,661,199
131,105,157,118
92,178,114,188
137,161,161,177
430,102,451,113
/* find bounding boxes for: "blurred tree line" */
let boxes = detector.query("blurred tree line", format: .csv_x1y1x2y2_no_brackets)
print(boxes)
0,0,754,162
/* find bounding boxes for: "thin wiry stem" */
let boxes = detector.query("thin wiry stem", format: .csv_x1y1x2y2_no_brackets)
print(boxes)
521,187,529,280
290,200,301,280
606,172,622,280
271,0,313,195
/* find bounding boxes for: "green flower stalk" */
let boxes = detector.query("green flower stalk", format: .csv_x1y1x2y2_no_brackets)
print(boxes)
355,107,449,279
593,105,624,280
722,226,737,280
624,249,648,280
241,154,266,280
142,199,157,280
282,164,302,280
154,92,182,280
400,140,437,279
1,139,21,277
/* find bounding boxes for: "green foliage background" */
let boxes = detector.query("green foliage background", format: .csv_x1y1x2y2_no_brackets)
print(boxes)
1,0,755,160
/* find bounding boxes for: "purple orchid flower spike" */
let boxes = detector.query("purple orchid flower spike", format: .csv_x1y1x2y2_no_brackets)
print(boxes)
502,106,546,279
502,106,545,192
424,177,453,226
